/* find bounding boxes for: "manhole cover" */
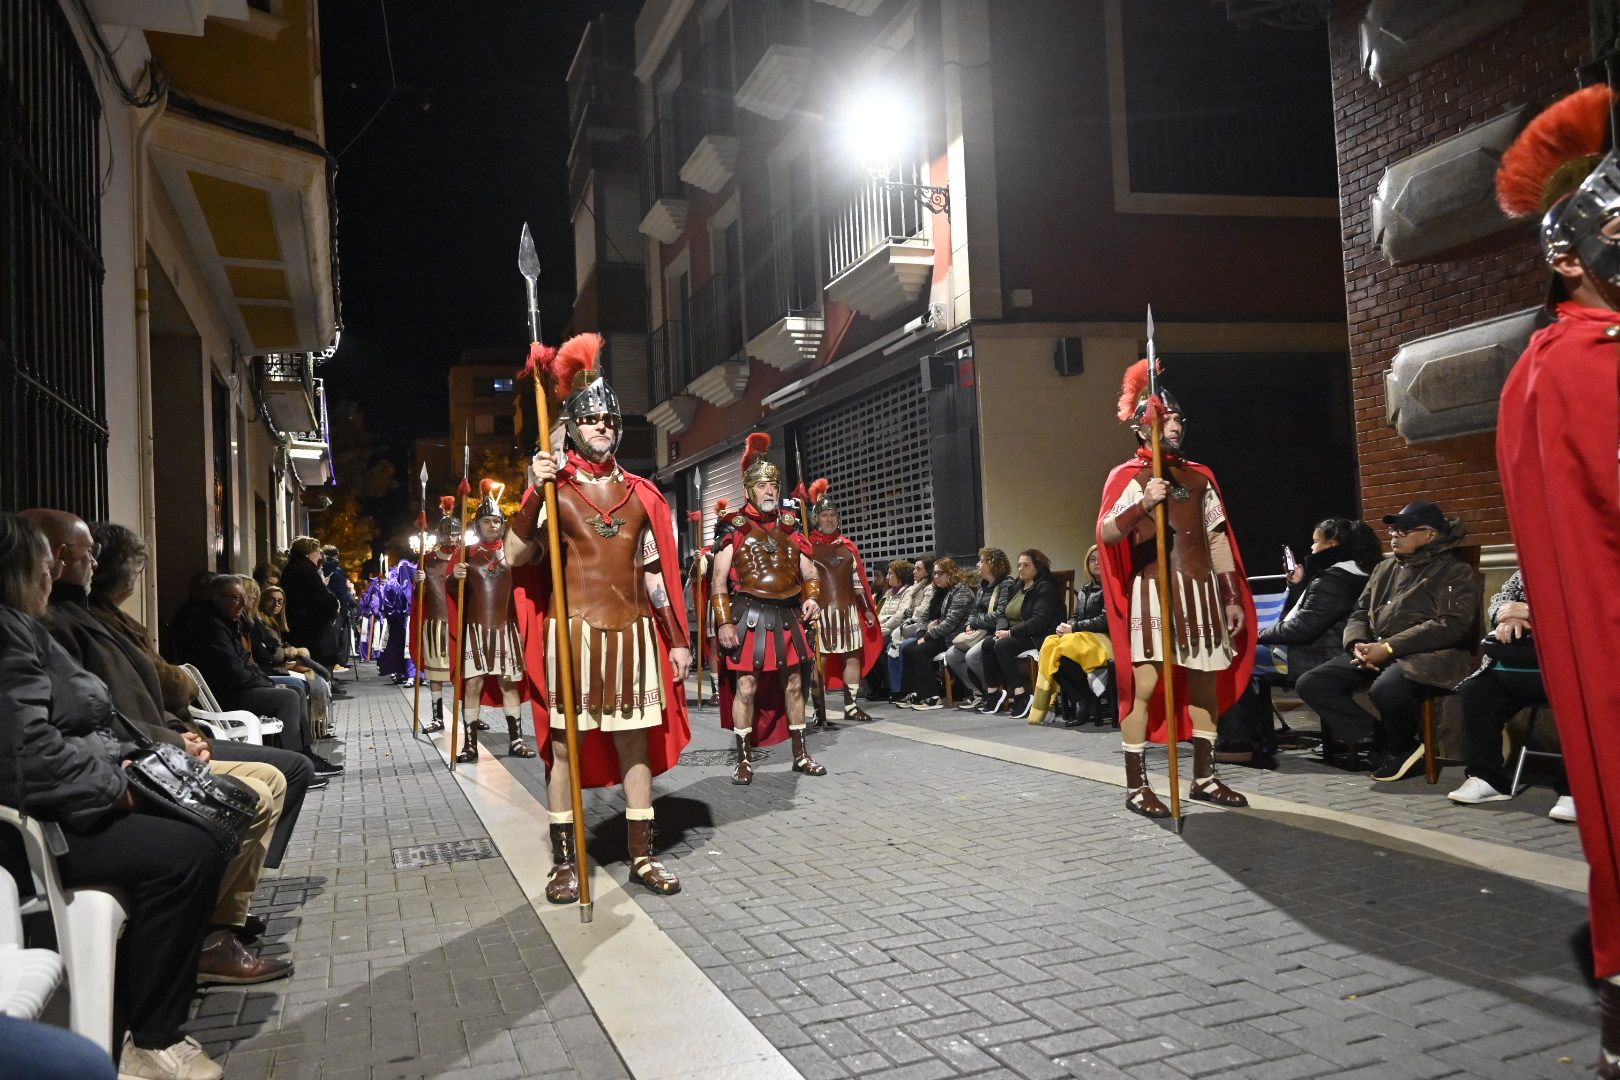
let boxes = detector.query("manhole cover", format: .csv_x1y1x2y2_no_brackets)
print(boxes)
680,747,773,767
391,838,500,869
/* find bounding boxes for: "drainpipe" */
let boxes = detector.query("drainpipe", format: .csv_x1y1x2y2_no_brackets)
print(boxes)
132,90,168,639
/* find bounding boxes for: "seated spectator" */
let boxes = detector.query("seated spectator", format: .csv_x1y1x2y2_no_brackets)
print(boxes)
945,548,1016,713
0,511,228,1080
979,549,1064,719
175,575,342,776
1295,501,1480,781
1446,570,1574,821
243,576,333,739
1028,545,1113,726
885,557,934,702
22,510,294,985
281,536,342,670
87,522,320,857
864,559,915,699
1219,518,1380,766
251,560,280,590
896,559,975,710
161,569,221,668
0,1017,117,1080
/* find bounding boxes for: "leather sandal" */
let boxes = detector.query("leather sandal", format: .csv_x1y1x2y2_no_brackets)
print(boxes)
627,819,680,895
843,705,873,722
1126,785,1171,819
545,823,579,904
506,717,537,758
421,717,444,734
732,733,753,785
1189,776,1248,807
791,731,827,776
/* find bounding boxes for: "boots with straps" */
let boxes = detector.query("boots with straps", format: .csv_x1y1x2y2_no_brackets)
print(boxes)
1124,749,1170,818
506,714,536,758
626,818,680,895
423,697,444,734
732,731,753,785
1189,736,1248,807
791,728,827,776
455,709,480,763
545,822,578,904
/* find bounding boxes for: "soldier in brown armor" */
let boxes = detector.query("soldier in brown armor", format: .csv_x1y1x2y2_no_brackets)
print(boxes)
512,333,692,900
710,433,826,784
449,479,536,763
804,479,882,723
413,495,459,733
1096,365,1255,818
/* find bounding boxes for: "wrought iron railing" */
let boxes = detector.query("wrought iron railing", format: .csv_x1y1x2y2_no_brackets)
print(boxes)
675,43,736,149
827,165,930,283
688,272,743,378
747,208,821,338
731,0,807,89
640,119,687,214
647,320,692,406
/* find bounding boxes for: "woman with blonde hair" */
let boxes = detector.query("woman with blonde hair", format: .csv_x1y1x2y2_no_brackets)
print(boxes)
1027,545,1113,726
896,558,977,710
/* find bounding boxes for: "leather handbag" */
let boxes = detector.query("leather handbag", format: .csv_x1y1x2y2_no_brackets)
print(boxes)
1481,631,1538,670
121,731,257,856
952,627,988,651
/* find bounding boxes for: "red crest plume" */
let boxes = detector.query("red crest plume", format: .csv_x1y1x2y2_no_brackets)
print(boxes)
1116,358,1166,423
791,482,807,501
456,477,471,496
1497,85,1614,216
714,498,729,515
808,478,828,505
439,496,456,514
517,341,556,380
546,333,604,398
415,511,428,529
740,432,771,475
686,510,702,523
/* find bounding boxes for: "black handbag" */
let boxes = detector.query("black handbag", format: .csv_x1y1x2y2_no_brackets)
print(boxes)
1481,630,1539,670
122,733,258,856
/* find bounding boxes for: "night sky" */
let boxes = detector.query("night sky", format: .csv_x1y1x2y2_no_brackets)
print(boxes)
317,0,642,525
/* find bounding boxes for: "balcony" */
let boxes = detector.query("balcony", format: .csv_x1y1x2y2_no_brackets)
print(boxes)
255,353,318,434
824,170,934,320
813,0,883,12
731,0,811,122
677,44,740,193
646,320,699,435
746,210,823,372
638,120,689,244
285,378,332,487
567,16,637,144
686,272,749,407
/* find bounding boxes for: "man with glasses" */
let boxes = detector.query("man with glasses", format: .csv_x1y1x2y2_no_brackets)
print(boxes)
1295,500,1479,780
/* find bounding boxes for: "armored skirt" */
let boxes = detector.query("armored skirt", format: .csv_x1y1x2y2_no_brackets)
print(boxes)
544,615,664,732
461,621,525,683
724,594,812,672
818,602,866,655
420,617,451,681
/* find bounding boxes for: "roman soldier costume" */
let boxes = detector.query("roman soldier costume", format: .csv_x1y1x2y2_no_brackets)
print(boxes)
803,479,883,722
1494,83,1620,1078
1096,360,1255,818
446,478,532,762
712,432,826,783
509,333,692,900
412,495,459,733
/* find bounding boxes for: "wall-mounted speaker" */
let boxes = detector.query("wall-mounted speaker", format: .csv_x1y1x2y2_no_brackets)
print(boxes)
1054,337,1084,377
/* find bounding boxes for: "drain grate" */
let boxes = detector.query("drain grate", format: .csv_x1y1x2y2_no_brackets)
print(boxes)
391,838,500,870
679,747,772,767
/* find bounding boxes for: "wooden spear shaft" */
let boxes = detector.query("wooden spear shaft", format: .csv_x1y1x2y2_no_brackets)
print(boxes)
1148,409,1183,825
693,555,706,708
449,490,473,768
412,533,426,736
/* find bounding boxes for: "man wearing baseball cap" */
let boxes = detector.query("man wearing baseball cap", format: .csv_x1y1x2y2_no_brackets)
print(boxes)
1295,500,1480,780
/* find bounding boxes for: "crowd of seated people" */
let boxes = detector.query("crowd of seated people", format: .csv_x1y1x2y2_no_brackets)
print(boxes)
0,513,345,1079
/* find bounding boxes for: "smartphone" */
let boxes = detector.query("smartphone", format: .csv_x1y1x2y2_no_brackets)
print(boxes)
1283,545,1298,575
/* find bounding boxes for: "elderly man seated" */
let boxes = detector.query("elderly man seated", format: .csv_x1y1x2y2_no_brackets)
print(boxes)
21,509,295,985
1295,501,1480,782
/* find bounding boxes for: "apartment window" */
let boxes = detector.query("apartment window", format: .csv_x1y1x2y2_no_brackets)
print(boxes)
0,0,108,517
473,376,515,397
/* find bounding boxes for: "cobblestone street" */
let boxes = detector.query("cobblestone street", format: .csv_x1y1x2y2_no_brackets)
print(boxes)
199,673,1597,1078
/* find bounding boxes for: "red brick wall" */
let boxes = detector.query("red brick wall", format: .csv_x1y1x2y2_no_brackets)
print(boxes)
1328,0,1588,545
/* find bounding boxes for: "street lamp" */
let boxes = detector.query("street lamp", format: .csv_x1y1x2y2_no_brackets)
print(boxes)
408,534,422,555
845,89,950,218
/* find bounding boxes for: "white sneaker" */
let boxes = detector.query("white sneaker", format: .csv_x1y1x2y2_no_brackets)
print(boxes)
119,1034,224,1080
1447,776,1512,804
1549,795,1577,823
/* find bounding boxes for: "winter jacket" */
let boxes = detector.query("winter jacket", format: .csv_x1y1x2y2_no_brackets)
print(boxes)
281,555,339,653
1006,573,1064,641
178,607,277,710
1342,517,1480,690
895,582,936,640
45,582,185,748
91,593,197,716
966,576,1018,632
1257,547,1369,681
324,556,357,616
924,583,977,642
0,605,133,831
1067,582,1108,636
878,583,916,635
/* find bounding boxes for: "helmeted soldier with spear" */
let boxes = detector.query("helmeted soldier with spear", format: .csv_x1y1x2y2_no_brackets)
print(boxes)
413,494,460,734
803,479,883,724
1096,312,1256,823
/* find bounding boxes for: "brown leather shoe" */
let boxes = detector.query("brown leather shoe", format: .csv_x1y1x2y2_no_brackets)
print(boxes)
1124,750,1171,819
790,729,827,776
546,822,579,904
627,819,680,895
732,732,753,785
1190,738,1247,807
197,930,293,985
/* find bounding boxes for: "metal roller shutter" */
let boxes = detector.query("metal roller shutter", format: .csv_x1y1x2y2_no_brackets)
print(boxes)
799,375,935,567
698,448,747,547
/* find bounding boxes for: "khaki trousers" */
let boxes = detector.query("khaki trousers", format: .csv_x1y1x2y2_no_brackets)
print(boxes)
210,760,285,927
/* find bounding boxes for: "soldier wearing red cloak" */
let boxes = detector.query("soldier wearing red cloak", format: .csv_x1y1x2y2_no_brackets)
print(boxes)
412,496,459,734
803,479,883,723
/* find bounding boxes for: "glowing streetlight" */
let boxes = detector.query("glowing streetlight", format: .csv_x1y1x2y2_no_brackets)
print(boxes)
408,534,422,554
843,88,951,218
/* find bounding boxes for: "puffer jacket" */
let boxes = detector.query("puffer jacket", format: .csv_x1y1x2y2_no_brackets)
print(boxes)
1342,517,1480,690
894,582,936,641
878,582,917,635
966,576,1018,632
924,583,977,642
1258,547,1369,680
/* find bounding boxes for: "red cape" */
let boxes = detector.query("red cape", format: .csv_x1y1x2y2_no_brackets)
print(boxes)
808,531,884,689
444,542,538,708
513,465,693,789
1498,301,1620,978
1095,454,1257,741
409,547,455,669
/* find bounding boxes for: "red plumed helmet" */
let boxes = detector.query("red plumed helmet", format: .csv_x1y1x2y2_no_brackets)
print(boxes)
714,498,729,515
547,333,604,398
808,478,829,505
439,496,456,515
480,478,499,495
1497,85,1615,216
740,432,771,475
1117,359,1152,423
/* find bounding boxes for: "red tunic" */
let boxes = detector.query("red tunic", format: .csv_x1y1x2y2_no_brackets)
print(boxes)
1498,300,1620,978
806,530,884,689
1095,451,1257,741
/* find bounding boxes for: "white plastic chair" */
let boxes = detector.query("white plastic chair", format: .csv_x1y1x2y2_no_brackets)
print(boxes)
0,805,127,1057
180,663,282,744
0,864,63,1020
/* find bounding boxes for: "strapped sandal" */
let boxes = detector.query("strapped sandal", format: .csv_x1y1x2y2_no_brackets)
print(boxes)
1190,776,1248,807
843,705,873,722
792,752,827,776
421,717,445,734
627,819,680,895
508,737,537,758
1126,785,1171,819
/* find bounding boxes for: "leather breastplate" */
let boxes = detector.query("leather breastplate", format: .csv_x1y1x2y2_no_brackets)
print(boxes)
462,546,515,629
733,519,802,600
422,551,453,622
812,540,860,611
556,481,652,631
1130,464,1214,580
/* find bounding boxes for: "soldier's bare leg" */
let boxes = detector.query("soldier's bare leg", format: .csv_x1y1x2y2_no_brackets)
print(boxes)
615,730,679,894
732,673,756,784
1187,670,1245,806
786,668,826,775
543,730,578,903
501,679,535,757
1121,661,1168,818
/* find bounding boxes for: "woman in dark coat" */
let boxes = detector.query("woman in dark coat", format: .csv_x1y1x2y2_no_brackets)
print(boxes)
981,549,1064,718
0,513,228,1078
279,535,341,668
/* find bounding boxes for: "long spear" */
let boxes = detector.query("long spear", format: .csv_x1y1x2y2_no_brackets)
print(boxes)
412,462,429,735
449,434,472,768
692,470,705,709
793,440,832,731
520,224,593,923
1145,305,1183,831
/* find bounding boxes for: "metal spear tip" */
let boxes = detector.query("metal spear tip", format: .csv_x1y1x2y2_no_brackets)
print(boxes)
418,462,428,483
518,223,540,280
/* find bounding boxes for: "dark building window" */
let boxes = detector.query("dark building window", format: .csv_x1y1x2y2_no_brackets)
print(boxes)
0,0,108,517
473,376,515,397
1119,0,1336,199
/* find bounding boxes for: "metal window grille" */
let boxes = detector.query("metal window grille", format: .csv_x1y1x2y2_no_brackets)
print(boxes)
699,448,746,548
798,375,934,566
0,0,108,518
